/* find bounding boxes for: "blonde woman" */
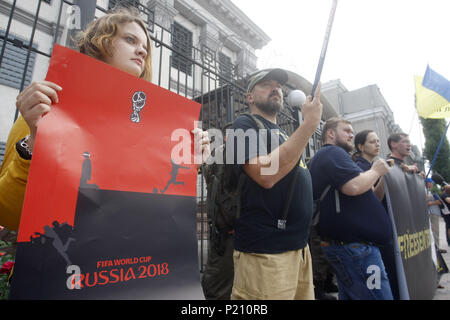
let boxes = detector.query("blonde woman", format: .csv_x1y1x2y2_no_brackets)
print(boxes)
0,7,209,230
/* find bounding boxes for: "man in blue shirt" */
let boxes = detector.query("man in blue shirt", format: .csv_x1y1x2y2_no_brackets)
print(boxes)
308,117,394,300
227,69,323,299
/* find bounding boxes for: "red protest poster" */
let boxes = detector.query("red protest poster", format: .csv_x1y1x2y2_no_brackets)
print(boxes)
10,45,204,299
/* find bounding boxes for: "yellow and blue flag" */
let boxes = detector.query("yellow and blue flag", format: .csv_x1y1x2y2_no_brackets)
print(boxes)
415,66,450,119
423,66,450,101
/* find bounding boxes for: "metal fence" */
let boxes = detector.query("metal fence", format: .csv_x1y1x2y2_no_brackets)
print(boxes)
0,0,323,272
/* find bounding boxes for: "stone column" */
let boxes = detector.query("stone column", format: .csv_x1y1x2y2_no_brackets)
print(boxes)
199,23,220,53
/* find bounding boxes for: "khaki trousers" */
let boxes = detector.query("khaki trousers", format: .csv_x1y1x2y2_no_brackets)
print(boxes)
231,245,314,300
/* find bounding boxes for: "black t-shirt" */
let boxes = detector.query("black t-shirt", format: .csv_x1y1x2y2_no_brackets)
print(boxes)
308,145,392,245
226,114,313,253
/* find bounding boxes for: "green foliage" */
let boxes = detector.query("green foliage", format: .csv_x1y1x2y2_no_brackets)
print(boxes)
431,184,442,196
420,117,450,181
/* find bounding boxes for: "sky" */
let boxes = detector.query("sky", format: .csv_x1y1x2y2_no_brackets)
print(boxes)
233,0,450,150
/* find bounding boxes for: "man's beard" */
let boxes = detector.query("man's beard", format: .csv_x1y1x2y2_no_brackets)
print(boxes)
254,95,282,115
336,138,354,153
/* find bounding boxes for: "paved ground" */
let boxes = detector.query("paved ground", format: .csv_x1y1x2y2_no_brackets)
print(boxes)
433,217,450,300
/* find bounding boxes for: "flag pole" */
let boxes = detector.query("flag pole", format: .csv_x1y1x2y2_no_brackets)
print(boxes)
311,0,338,98
426,120,450,179
280,0,338,230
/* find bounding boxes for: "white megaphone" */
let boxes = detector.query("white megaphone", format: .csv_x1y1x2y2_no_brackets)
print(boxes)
286,89,306,108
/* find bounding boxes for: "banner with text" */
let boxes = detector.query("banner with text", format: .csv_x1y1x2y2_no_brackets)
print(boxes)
384,165,438,300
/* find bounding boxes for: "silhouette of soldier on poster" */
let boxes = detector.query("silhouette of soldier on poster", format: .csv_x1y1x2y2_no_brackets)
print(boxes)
160,159,190,194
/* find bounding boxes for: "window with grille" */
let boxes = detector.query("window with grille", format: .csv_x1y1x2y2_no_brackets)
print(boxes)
108,0,154,32
218,52,233,85
0,31,36,90
171,22,193,76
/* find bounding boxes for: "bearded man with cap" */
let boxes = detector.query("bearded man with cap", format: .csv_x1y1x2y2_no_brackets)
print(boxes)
226,69,323,300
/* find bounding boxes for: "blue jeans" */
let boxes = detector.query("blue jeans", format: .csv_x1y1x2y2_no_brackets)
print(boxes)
322,243,393,300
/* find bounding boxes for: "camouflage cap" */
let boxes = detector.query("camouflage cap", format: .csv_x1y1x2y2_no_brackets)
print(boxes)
246,68,289,93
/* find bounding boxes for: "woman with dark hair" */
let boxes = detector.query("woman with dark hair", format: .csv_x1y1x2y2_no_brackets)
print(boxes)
352,129,400,298
353,130,386,200
0,7,210,231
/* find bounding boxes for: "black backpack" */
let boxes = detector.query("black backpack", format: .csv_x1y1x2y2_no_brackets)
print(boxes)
202,113,265,255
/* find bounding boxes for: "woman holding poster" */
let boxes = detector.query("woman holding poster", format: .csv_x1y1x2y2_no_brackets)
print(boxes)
0,7,209,231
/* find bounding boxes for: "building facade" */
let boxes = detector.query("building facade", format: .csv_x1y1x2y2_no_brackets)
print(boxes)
322,79,423,167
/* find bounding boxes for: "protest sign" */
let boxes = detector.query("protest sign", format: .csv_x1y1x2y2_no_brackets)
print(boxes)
10,45,203,299
384,166,438,300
